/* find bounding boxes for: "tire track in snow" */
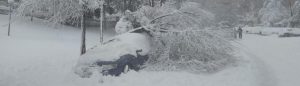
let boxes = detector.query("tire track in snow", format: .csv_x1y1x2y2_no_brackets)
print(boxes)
235,41,278,86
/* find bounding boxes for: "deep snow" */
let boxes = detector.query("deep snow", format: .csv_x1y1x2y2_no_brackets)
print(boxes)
1,14,300,86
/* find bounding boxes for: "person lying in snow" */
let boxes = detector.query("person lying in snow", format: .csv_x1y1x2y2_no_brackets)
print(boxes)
74,29,152,78
98,49,148,76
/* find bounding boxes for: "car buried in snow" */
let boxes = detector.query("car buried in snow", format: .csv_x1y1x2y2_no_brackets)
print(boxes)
74,28,152,77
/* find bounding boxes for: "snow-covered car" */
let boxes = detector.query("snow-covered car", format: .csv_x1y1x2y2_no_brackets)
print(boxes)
74,29,152,77
279,29,300,37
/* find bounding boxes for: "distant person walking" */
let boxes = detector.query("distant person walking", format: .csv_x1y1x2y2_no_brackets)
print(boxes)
238,26,243,39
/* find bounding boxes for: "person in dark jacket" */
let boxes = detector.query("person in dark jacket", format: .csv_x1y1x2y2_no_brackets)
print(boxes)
238,26,243,39
96,50,148,76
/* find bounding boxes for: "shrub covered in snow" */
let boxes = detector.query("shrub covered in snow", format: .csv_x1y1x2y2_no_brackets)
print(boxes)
145,30,236,73
115,16,134,34
114,10,135,34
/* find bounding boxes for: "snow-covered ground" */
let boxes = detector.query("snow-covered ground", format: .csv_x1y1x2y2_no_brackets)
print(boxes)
239,34,300,86
1,14,300,86
0,14,114,86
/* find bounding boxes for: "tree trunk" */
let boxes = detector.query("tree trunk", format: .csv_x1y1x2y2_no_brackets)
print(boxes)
289,0,293,17
123,0,127,13
31,10,33,22
149,0,154,7
100,3,104,44
160,0,162,6
128,0,132,11
104,4,107,35
160,0,165,6
288,0,294,27
80,10,86,55
8,3,12,36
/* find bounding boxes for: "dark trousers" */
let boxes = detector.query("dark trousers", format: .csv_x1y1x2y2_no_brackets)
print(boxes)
96,54,148,76
239,32,242,39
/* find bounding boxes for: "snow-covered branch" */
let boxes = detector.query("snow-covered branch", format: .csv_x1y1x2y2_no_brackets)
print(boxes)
127,2,236,73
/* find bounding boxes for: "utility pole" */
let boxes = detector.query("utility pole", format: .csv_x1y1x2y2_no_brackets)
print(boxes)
99,0,104,44
8,1,13,36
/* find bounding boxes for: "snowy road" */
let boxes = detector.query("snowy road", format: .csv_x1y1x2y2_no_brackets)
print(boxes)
239,34,300,86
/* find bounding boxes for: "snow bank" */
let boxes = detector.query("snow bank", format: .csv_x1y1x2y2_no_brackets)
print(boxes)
0,14,111,86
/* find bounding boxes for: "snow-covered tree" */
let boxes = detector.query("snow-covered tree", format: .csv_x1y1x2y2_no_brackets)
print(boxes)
134,1,214,30
8,0,14,3
289,0,300,27
236,0,264,26
258,0,289,27
16,0,102,25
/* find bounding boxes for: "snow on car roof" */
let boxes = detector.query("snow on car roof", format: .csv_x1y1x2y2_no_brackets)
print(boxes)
78,32,151,65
